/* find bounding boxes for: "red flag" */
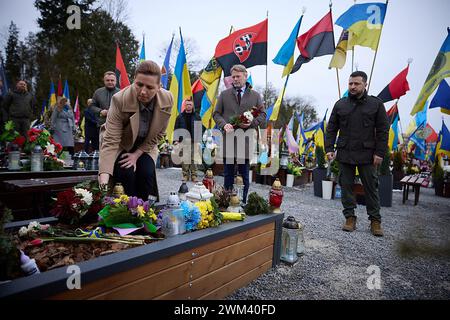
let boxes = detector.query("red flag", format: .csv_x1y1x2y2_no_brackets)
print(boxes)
115,44,130,89
57,76,63,97
425,124,438,143
73,95,80,125
291,11,335,73
214,19,268,76
377,65,410,103
386,103,399,124
191,79,205,112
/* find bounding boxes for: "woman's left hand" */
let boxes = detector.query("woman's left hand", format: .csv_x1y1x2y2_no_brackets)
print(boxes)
119,152,140,171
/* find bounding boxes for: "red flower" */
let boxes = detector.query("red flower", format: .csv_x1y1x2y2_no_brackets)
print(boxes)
12,136,26,147
54,143,63,153
29,135,37,142
29,239,43,246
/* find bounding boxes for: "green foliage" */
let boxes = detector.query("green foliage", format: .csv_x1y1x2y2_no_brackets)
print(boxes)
5,21,21,84
379,151,392,176
287,162,302,176
315,146,326,169
98,205,143,228
393,151,404,171
330,159,340,177
0,205,21,281
0,121,20,143
244,192,270,216
209,197,223,227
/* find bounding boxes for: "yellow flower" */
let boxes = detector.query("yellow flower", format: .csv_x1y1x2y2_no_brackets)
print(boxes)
137,206,145,218
150,213,157,221
113,198,121,204
120,195,129,203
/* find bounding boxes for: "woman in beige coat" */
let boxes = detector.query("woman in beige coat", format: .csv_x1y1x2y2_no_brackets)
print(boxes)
98,61,173,200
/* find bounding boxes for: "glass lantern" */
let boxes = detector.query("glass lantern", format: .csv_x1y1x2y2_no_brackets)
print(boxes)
7,144,20,171
31,145,43,172
178,181,189,201
280,216,300,264
233,174,244,204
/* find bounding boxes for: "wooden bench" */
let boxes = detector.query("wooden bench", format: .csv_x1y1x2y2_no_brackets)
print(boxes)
0,175,97,218
401,175,430,205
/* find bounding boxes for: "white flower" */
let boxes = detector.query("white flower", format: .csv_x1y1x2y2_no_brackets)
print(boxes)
19,226,28,237
45,142,55,155
243,111,254,123
28,221,40,230
74,188,93,206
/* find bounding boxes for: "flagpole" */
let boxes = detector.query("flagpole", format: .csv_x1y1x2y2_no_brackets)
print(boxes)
329,1,341,98
265,10,269,109
368,0,389,92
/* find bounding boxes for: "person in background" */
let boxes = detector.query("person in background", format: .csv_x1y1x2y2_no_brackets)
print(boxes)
84,98,99,152
89,71,120,129
3,80,37,137
174,98,202,182
51,97,75,155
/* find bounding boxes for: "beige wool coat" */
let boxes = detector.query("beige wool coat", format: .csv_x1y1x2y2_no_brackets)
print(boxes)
99,85,173,176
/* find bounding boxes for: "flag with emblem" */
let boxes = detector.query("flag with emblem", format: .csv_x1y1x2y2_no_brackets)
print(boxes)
215,19,268,76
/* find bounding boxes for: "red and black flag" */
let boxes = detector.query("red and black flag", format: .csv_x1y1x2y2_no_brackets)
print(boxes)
377,65,410,103
386,103,399,125
115,43,130,89
191,78,205,111
291,11,335,74
214,19,268,76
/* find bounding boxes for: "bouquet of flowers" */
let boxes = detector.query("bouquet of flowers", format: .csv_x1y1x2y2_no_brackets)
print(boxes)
24,128,63,156
50,180,105,225
229,106,261,129
194,198,222,229
180,201,202,232
99,194,159,235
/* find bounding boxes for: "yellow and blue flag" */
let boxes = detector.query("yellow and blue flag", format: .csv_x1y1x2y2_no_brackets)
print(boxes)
329,30,351,69
437,120,450,158
139,34,146,63
199,57,222,129
335,2,387,51
304,110,327,149
273,16,303,77
63,80,70,106
161,35,174,89
167,29,193,143
430,79,450,115
48,81,57,108
269,80,288,121
411,28,450,115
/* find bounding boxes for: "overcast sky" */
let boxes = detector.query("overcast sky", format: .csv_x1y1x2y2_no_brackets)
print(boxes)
0,0,449,132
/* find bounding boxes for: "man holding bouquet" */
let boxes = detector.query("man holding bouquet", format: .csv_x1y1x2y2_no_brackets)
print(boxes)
213,64,266,203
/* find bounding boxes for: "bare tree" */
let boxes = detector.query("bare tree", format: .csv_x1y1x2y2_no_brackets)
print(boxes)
100,0,130,23
158,36,206,73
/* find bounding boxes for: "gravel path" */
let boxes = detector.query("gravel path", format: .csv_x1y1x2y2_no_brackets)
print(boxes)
156,167,450,300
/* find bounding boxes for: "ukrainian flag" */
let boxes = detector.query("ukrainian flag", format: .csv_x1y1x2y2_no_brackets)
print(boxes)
296,113,307,155
304,110,327,149
167,29,193,143
437,120,450,158
388,114,400,151
335,2,387,51
269,81,287,121
48,81,57,109
273,16,303,77
63,80,70,106
199,57,222,129
411,28,450,115
139,34,146,63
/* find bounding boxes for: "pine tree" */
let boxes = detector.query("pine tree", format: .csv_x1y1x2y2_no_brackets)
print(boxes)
5,21,21,85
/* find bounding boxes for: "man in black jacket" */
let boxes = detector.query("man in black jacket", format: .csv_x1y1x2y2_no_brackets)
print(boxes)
3,80,37,137
89,71,120,128
325,71,389,237
174,98,201,181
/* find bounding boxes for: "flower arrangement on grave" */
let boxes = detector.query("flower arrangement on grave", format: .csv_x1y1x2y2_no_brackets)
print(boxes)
99,194,159,235
180,201,202,232
50,180,105,225
194,197,222,229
